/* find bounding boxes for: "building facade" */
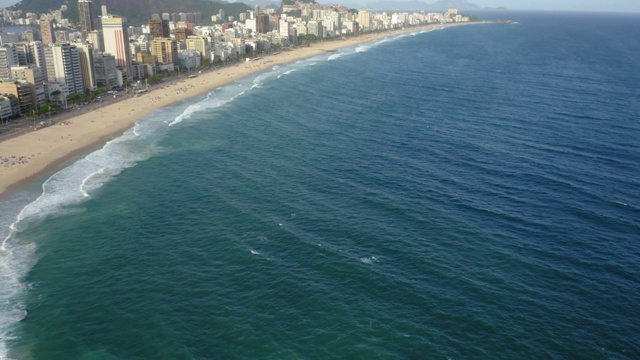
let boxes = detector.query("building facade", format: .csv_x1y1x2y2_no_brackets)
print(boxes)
149,19,170,39
11,65,46,106
40,19,56,45
75,42,96,92
43,43,84,98
93,52,118,89
151,38,178,65
186,36,208,59
87,30,104,52
101,14,131,77
0,80,33,114
256,13,270,34
78,0,96,39
0,45,19,79
28,41,46,70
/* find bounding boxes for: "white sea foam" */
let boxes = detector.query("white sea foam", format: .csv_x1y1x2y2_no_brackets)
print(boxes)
360,256,378,264
328,53,342,61
0,114,164,359
1,62,320,355
2,38,445,356
79,168,106,198
277,69,298,78
168,101,205,127
0,239,33,360
355,36,398,53
168,89,243,127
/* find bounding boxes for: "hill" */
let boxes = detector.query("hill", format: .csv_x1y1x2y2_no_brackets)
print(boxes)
9,0,251,25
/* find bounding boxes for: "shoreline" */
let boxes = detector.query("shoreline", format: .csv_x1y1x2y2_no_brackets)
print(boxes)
0,22,476,197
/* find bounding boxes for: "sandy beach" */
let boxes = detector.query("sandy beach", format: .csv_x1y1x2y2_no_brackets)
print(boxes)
0,22,469,196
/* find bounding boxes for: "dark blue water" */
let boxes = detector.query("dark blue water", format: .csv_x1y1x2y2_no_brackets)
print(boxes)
1,12,639,359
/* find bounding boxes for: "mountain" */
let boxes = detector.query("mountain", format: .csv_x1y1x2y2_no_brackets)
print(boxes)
430,0,481,10
238,0,281,9
9,0,251,25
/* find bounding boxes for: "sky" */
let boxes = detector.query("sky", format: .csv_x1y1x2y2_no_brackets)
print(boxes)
473,0,640,12
0,0,639,13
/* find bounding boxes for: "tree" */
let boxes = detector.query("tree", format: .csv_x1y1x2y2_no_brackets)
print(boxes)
147,74,165,85
298,34,318,46
37,102,60,116
67,92,88,104
50,90,61,104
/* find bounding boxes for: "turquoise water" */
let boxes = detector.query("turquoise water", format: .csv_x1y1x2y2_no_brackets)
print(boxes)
2,12,639,359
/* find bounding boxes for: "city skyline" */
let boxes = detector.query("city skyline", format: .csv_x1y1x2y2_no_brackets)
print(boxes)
0,0,640,13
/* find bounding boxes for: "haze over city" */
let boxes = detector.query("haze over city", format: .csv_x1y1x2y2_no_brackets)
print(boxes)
335,0,640,12
1,0,640,12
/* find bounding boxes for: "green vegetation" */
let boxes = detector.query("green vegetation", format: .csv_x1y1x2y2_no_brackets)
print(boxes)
37,102,60,115
281,0,317,5
297,34,318,46
283,10,302,18
66,92,95,104
146,74,166,85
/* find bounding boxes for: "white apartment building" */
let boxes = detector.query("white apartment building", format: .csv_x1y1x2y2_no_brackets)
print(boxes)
43,43,84,98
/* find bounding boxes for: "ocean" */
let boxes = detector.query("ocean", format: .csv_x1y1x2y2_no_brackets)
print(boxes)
1,11,639,359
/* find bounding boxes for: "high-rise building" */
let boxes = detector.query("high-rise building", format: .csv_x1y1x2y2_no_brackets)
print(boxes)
149,19,170,38
75,43,96,92
11,65,46,106
78,0,96,39
43,43,84,97
13,43,30,66
245,18,257,33
186,36,208,60
0,94,19,121
0,45,19,79
93,52,118,89
358,10,371,31
279,19,290,37
174,28,191,42
307,21,324,38
40,19,56,45
28,41,46,69
101,12,132,76
87,30,104,52
151,38,178,65
0,80,33,115
256,13,270,34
